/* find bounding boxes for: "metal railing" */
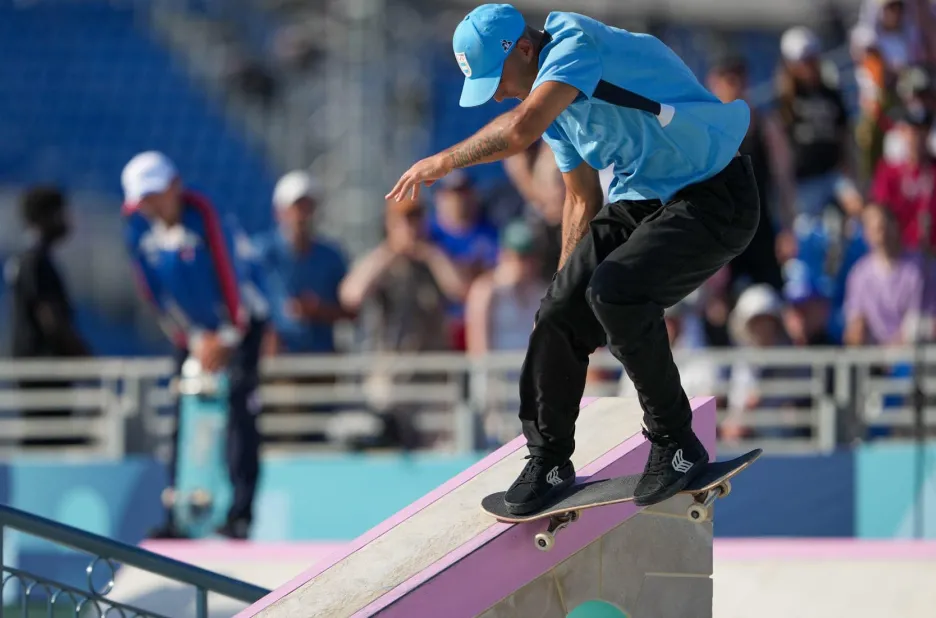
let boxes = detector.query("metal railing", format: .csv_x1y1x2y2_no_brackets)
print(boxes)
0,504,269,618
0,346,934,458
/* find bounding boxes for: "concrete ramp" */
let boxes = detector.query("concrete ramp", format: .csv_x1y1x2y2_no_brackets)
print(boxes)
238,396,717,618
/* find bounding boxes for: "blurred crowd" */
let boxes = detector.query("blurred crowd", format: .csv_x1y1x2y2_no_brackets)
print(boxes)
8,0,936,450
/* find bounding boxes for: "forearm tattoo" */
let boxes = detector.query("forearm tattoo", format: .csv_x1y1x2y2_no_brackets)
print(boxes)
448,132,510,168
559,216,589,269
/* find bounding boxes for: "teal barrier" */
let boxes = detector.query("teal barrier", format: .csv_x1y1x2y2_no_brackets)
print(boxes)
856,442,936,538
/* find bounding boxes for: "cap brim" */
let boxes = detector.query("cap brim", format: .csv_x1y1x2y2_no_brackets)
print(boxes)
459,72,502,108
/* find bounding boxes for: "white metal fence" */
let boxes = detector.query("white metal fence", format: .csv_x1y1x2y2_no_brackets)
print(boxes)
0,346,934,459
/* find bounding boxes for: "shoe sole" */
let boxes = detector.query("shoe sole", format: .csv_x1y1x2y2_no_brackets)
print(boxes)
504,477,574,516
633,458,709,507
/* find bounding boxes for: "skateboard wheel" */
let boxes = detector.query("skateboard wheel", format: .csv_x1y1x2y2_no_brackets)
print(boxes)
687,504,709,523
569,510,581,523
718,480,732,498
534,532,555,552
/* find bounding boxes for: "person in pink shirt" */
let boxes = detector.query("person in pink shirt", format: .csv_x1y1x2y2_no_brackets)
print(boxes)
870,107,936,250
844,203,936,345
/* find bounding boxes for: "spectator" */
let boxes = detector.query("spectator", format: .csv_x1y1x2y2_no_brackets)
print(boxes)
339,196,470,448
340,196,469,354
774,27,863,228
256,170,353,356
723,284,812,441
852,25,901,186
706,54,788,290
870,107,936,250
855,0,927,73
465,220,547,355
6,185,90,361
427,170,499,350
5,185,91,447
851,3,936,180
429,170,499,279
844,202,936,345
782,258,835,346
121,151,269,540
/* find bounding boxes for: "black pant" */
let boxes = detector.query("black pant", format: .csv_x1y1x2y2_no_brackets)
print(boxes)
168,319,264,525
519,156,761,461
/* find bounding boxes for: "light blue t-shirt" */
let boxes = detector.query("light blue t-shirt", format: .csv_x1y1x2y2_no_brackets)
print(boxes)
253,230,348,353
535,12,750,203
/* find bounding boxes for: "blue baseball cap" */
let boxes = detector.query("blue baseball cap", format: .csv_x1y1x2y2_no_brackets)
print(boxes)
452,4,526,107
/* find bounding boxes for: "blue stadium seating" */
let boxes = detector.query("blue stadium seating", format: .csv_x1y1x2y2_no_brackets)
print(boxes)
0,2,278,233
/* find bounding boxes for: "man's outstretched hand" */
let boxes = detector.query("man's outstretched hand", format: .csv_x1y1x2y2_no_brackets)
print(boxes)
386,154,452,202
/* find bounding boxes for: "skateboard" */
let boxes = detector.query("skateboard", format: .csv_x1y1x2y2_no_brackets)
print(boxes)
481,448,762,551
165,357,233,538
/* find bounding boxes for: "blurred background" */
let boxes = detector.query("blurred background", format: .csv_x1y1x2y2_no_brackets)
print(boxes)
0,0,936,614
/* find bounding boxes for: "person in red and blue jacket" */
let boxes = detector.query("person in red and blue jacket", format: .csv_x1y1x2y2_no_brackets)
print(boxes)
121,151,269,540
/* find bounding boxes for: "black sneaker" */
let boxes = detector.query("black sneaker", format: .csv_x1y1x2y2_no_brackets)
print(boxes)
633,429,708,506
503,455,575,515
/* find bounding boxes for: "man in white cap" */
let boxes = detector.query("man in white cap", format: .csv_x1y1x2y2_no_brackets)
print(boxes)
254,170,352,357
121,151,269,539
387,4,760,514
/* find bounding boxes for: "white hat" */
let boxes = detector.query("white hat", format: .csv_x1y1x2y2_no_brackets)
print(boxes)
850,25,879,53
273,170,322,211
781,26,821,62
729,284,785,345
121,151,178,205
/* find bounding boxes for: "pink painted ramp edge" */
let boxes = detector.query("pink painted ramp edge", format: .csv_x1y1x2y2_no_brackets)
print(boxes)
235,398,600,617
355,398,717,618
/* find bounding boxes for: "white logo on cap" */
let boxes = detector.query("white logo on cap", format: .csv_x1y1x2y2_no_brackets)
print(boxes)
501,39,512,52
455,51,471,77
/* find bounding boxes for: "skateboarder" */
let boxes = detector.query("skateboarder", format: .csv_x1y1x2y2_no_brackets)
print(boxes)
387,4,761,514
121,151,270,538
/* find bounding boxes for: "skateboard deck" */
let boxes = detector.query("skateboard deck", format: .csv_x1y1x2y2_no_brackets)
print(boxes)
169,358,233,539
482,448,761,551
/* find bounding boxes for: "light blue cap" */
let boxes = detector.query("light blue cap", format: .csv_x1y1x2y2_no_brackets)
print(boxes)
452,4,526,107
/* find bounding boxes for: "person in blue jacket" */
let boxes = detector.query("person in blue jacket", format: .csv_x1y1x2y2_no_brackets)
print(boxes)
387,5,761,515
121,151,269,539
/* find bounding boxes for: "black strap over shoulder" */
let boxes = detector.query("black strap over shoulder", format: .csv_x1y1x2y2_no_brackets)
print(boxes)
592,80,663,116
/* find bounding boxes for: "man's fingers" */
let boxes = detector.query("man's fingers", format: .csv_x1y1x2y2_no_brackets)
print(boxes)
387,170,413,200
386,176,406,200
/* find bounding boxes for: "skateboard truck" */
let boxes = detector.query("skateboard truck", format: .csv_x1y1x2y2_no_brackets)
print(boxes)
533,510,581,552
532,480,731,551
686,480,731,523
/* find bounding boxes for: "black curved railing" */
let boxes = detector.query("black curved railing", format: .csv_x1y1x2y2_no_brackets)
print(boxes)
0,504,270,617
